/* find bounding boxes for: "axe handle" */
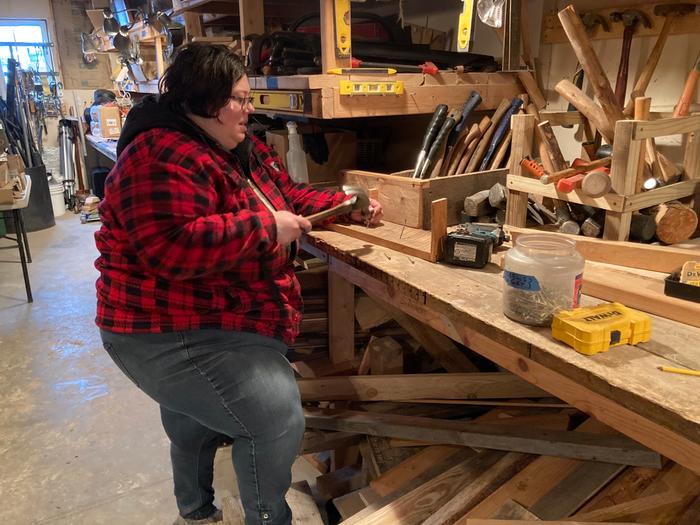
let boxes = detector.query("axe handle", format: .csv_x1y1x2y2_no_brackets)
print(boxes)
673,52,700,118
558,6,624,132
623,14,675,116
479,98,523,171
555,79,615,144
466,98,511,173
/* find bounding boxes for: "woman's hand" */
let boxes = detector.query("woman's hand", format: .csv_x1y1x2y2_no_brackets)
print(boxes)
273,211,312,244
350,198,383,225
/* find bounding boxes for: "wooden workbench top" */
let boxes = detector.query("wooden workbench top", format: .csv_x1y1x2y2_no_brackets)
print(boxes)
303,229,700,473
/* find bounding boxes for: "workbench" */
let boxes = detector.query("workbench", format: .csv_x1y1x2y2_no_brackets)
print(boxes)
302,230,700,476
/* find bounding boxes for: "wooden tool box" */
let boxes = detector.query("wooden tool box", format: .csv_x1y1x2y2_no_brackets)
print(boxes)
343,168,508,229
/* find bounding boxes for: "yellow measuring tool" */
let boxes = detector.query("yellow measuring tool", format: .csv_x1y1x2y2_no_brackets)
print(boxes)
552,302,651,356
333,0,351,58
251,90,308,113
458,0,477,52
339,80,404,96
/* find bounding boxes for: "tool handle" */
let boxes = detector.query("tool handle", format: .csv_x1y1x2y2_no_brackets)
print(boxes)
479,98,523,171
419,116,457,179
413,104,448,177
673,56,700,118
305,196,356,224
541,156,611,184
456,91,482,134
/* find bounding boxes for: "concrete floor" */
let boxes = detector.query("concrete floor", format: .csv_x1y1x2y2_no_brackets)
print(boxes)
0,214,317,524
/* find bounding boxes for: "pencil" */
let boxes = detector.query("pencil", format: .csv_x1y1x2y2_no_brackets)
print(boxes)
658,366,700,377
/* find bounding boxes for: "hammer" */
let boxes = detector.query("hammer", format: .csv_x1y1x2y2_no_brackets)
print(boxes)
305,185,370,225
563,12,610,127
611,9,651,108
623,3,695,116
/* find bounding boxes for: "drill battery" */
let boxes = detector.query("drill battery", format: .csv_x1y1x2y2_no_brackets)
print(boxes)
552,302,652,356
443,223,507,269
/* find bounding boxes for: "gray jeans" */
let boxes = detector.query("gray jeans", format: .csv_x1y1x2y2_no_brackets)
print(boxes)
100,329,305,525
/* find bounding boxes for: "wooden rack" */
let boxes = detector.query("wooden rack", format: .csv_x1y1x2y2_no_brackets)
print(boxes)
505,112,700,241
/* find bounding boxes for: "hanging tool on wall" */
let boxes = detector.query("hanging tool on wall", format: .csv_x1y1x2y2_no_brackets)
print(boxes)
610,9,651,108
457,0,478,52
333,0,352,59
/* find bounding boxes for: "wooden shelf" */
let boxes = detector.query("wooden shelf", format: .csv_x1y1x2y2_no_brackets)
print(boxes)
250,72,523,119
173,0,239,15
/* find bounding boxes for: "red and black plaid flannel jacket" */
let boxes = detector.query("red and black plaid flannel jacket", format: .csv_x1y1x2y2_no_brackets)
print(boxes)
95,130,346,344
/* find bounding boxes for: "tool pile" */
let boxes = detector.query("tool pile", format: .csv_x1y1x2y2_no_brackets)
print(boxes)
505,4,699,244
411,91,528,180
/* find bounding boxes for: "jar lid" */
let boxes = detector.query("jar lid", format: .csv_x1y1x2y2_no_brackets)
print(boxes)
515,234,577,257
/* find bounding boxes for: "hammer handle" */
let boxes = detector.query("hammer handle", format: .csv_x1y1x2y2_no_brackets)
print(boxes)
614,24,635,108
674,52,700,118
306,197,356,224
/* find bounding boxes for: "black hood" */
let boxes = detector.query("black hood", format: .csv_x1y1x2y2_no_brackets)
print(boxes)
116,95,218,156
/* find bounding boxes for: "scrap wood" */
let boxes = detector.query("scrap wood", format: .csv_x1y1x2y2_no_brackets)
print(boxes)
367,336,403,375
355,295,393,331
304,409,661,468
490,500,541,519
456,419,616,520
422,452,533,525
369,445,465,497
363,292,480,372
301,430,363,455
297,373,547,402
570,491,690,524
343,448,478,524
463,521,640,525
316,465,367,503
342,450,508,525
582,261,700,328
334,486,381,520
575,465,662,514
528,461,625,519
506,226,699,274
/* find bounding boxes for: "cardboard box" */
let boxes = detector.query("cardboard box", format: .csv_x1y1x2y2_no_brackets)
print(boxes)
90,105,122,139
342,168,508,229
266,130,356,185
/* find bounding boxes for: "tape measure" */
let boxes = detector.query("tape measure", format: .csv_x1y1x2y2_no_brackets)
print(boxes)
552,302,651,356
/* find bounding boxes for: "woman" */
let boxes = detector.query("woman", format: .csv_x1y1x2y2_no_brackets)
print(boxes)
94,43,382,525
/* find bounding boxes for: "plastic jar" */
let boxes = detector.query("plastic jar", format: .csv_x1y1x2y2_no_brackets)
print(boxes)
503,235,585,326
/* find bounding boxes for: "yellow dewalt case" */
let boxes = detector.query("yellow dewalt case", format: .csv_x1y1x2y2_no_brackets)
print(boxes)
552,302,652,356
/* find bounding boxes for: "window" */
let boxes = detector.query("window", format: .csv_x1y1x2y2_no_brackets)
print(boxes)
0,19,55,83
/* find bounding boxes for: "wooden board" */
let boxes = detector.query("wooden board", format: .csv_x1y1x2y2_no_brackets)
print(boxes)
297,373,547,402
506,175,625,212
302,231,700,475
506,226,700,273
582,261,700,328
541,2,700,44
304,408,661,467
329,270,355,363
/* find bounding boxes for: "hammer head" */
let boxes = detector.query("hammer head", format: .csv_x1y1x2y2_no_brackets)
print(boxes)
581,12,610,33
610,9,652,28
341,185,371,219
654,3,695,17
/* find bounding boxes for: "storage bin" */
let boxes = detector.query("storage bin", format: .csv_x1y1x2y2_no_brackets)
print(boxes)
342,168,507,229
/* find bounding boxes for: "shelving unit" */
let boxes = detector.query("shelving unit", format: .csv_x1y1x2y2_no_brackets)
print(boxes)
505,112,700,241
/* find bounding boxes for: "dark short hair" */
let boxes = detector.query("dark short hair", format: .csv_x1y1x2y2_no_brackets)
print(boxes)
159,42,247,118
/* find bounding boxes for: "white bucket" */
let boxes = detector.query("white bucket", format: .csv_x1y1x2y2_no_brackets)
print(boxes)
50,184,66,217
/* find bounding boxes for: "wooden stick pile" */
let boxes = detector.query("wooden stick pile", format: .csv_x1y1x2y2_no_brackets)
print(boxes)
220,276,700,525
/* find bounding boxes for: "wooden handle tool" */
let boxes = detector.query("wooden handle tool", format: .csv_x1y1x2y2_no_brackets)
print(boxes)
673,51,700,118
413,104,447,178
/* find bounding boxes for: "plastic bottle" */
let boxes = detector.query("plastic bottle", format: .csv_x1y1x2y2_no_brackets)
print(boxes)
502,235,585,326
285,121,309,184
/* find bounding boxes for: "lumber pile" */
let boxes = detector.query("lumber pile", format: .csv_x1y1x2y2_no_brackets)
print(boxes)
218,282,700,525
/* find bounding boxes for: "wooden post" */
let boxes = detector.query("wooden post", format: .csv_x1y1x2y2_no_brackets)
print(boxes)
183,13,204,39
320,0,352,73
328,269,355,364
604,120,640,240
505,113,535,227
685,130,700,180
154,36,165,78
239,0,264,38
